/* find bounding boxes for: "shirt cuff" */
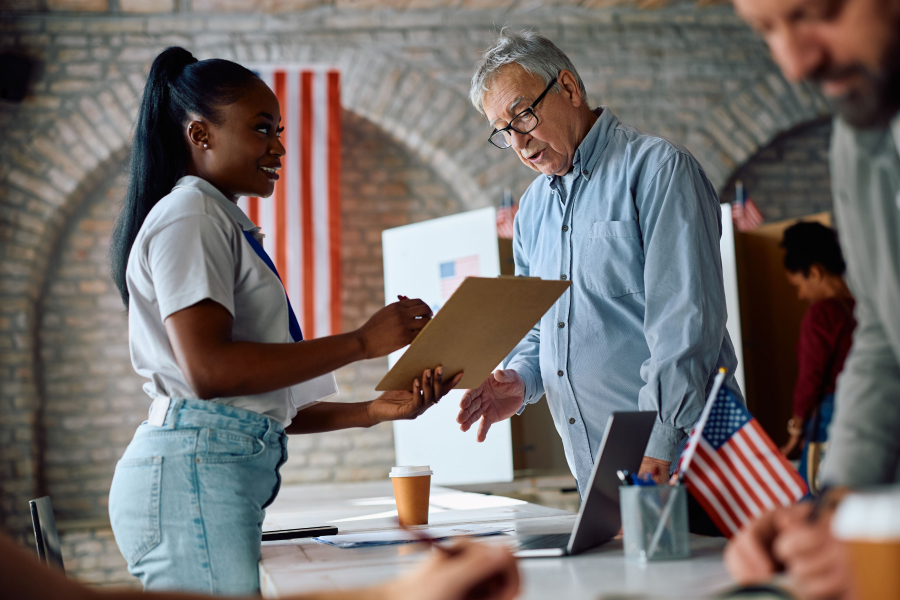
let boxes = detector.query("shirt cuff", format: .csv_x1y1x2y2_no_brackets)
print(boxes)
505,361,542,416
644,422,686,463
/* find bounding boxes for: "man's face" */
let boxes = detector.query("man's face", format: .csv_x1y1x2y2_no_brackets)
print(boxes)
734,0,900,128
482,65,586,177
786,266,829,303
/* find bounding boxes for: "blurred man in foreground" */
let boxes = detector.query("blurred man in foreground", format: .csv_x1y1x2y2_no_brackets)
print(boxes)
728,0,900,598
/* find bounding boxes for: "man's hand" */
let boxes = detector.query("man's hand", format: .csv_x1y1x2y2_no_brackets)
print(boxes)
380,541,520,600
456,369,525,442
772,503,856,600
725,508,784,584
356,298,433,359
368,368,464,424
638,456,671,485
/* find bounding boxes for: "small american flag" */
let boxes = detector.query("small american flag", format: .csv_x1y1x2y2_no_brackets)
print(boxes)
439,255,480,300
679,386,808,538
496,188,518,240
732,180,764,232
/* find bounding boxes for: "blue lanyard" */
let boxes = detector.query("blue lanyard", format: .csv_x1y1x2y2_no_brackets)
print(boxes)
241,230,304,342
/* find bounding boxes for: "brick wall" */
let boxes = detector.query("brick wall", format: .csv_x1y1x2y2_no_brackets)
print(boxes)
720,118,833,222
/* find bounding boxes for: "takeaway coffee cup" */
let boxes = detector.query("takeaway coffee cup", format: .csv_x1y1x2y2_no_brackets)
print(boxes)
390,465,432,526
831,487,900,600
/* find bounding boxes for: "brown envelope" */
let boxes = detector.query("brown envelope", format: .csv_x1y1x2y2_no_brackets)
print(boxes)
376,276,571,391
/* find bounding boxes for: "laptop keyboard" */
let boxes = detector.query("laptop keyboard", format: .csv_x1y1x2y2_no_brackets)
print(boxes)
515,533,572,551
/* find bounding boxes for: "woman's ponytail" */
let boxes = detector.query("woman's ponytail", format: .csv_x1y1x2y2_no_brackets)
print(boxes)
109,47,259,308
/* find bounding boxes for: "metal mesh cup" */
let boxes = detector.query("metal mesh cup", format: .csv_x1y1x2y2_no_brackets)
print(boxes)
620,485,690,561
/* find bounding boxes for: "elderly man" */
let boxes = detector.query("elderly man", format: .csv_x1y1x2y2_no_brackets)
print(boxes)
456,29,741,496
725,0,900,598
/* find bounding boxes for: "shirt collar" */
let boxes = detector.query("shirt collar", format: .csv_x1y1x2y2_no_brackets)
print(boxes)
173,176,263,239
545,106,617,184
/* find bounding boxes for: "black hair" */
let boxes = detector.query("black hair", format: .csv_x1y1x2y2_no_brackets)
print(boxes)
781,221,846,277
109,46,261,308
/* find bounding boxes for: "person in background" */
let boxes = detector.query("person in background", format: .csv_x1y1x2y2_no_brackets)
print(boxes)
0,534,520,600
727,0,900,598
779,222,855,494
107,46,460,595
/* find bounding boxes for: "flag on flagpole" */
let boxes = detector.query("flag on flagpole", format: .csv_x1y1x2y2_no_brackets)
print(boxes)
239,67,342,339
732,180,764,232
496,188,518,239
678,385,808,538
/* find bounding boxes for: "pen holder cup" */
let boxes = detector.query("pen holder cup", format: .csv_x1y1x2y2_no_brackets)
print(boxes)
620,485,690,562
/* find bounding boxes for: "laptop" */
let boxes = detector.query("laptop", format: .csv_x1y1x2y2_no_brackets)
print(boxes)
513,411,657,558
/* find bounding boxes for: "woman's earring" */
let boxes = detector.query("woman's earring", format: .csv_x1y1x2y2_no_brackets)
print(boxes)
203,143,209,149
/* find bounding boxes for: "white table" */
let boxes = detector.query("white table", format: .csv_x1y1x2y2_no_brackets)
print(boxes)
259,481,733,599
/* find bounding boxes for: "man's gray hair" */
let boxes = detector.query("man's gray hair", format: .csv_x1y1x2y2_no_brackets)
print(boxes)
469,28,588,116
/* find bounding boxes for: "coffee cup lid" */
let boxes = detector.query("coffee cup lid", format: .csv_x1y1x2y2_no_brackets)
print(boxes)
832,486,900,541
389,465,432,478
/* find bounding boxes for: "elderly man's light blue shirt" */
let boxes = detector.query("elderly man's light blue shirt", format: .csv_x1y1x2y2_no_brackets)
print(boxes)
506,108,741,495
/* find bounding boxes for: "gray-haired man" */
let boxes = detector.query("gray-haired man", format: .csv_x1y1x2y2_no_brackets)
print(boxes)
456,29,741,496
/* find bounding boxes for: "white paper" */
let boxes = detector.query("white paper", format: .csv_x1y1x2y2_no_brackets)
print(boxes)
314,523,513,548
290,371,338,410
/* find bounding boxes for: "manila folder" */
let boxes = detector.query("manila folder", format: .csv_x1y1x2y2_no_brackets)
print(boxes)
376,277,570,392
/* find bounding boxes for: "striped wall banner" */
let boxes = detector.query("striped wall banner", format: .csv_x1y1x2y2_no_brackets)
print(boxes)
238,67,342,339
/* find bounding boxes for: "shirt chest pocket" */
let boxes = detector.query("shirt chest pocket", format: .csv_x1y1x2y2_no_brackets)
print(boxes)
582,220,645,298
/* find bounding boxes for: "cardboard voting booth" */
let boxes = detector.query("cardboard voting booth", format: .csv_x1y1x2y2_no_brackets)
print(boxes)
383,208,516,485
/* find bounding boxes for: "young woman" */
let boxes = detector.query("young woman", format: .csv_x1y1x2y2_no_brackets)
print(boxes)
107,47,460,595
780,221,855,493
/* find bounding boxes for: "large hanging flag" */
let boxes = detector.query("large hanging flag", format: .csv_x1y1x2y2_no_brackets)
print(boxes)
239,67,342,339
677,382,808,538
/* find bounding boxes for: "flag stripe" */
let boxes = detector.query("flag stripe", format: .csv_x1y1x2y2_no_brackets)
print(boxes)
327,70,342,335
300,70,316,338
693,449,748,526
719,441,772,511
686,469,738,537
286,70,302,320
740,426,794,501
725,435,780,509
746,421,807,498
732,430,790,505
273,71,289,291
313,70,331,338
696,438,759,520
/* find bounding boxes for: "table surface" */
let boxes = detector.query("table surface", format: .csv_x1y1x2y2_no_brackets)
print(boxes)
259,481,734,600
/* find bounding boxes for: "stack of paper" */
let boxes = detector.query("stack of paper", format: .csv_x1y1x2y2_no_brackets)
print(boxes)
314,524,513,549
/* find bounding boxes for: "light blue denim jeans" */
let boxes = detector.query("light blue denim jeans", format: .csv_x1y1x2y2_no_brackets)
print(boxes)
109,398,288,595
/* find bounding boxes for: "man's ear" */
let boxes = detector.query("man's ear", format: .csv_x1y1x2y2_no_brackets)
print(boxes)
558,69,584,108
808,264,826,282
186,119,210,151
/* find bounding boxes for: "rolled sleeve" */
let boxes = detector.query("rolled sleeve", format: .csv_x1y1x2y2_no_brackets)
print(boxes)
637,152,729,462
147,214,236,321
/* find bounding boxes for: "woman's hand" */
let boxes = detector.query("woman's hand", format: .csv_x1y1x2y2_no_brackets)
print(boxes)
368,368,464,423
780,433,802,458
355,298,433,359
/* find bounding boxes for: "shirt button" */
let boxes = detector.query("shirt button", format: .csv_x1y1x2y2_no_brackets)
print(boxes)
582,170,589,177
557,370,564,377
558,322,565,328
569,418,576,425
561,274,567,280
562,225,569,232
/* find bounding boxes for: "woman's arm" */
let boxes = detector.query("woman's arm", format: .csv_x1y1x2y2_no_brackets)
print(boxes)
164,298,431,400
286,368,464,434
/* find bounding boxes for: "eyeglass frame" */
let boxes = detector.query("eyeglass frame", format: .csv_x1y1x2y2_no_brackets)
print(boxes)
487,74,560,149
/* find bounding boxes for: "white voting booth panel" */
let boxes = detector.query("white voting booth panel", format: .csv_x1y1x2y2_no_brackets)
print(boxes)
382,208,514,486
720,203,746,393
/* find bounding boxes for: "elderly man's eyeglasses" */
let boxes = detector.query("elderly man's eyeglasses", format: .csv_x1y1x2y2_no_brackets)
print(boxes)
488,76,558,149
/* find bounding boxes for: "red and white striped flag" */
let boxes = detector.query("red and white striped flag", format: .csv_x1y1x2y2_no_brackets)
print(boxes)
239,67,342,339
678,386,808,537
496,188,517,239
732,180,764,232
439,255,480,301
